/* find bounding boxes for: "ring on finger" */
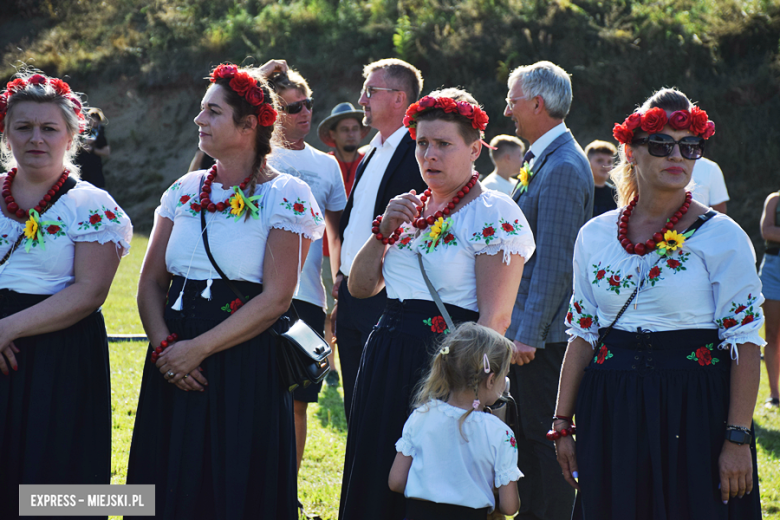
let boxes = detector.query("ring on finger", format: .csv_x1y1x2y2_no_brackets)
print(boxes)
183,374,189,379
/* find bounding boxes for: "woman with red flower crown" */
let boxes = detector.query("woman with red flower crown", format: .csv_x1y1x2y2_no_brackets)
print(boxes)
125,63,323,519
556,88,764,519
340,88,535,520
0,70,132,518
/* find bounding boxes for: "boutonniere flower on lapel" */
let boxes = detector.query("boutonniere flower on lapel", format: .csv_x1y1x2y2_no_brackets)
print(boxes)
517,161,534,194
655,229,694,257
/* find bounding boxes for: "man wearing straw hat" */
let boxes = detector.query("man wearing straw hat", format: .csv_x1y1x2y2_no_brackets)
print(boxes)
318,102,371,384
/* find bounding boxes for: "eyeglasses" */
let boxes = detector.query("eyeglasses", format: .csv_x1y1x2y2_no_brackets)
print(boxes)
631,133,705,160
283,98,313,114
361,86,399,98
505,95,528,110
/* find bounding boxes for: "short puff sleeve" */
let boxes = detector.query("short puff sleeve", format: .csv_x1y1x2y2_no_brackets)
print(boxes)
463,192,535,265
565,225,601,347
704,219,766,362
395,407,422,458
68,183,132,257
493,426,522,487
156,173,196,221
265,175,325,241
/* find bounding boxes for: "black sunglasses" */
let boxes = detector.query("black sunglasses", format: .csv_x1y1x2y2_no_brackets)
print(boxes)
631,133,705,160
283,98,313,114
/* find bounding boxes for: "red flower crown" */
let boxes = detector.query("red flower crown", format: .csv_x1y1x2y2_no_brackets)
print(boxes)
210,64,278,127
612,106,715,145
0,74,84,134
403,96,489,140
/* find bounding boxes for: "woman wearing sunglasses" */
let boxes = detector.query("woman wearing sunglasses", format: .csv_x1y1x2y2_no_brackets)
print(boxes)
553,88,763,519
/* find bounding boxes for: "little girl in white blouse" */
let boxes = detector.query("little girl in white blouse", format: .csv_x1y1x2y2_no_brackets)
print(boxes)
389,322,522,520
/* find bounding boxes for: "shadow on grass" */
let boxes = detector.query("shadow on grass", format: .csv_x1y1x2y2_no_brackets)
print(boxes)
755,421,780,459
315,383,347,432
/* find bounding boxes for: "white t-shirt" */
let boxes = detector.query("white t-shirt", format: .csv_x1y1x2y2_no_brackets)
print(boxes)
688,157,729,206
0,179,132,294
341,126,408,276
481,172,517,196
382,191,535,312
268,144,346,309
565,209,765,360
158,171,324,283
396,400,523,512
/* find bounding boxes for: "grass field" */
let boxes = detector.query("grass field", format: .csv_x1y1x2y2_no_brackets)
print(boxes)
103,235,779,519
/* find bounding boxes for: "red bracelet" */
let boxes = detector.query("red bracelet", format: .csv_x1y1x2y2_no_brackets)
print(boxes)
150,333,179,363
371,215,403,245
546,423,576,441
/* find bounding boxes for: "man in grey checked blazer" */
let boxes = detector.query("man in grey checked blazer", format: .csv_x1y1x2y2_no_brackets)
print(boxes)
504,61,594,520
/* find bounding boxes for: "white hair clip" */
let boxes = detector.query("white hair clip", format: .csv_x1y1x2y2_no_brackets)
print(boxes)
440,346,450,356
483,353,491,374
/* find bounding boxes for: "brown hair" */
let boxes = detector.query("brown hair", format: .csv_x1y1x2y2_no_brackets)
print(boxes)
363,58,424,104
413,322,513,439
584,140,617,158
612,88,693,206
266,68,312,98
489,134,525,164
208,65,281,195
414,88,482,144
0,70,85,175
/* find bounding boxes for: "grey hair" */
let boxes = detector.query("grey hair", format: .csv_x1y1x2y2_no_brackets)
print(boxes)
1,72,84,175
363,58,424,104
508,61,572,119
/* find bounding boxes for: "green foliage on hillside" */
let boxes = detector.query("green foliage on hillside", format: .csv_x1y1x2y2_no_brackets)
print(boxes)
1,0,779,238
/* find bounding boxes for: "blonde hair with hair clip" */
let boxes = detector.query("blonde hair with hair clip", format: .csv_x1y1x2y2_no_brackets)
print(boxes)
413,322,513,440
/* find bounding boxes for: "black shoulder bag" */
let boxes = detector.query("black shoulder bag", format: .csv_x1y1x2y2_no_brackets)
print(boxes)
0,176,78,267
198,176,331,392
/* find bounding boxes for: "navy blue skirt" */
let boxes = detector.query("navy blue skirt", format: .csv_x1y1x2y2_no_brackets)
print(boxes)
0,289,110,520
573,328,761,520
126,276,296,520
339,299,479,520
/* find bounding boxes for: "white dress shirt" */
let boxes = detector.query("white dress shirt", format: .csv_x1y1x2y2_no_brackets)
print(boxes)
340,126,408,276
527,122,568,168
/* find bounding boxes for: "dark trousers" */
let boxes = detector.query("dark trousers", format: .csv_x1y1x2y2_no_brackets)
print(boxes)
509,341,575,520
335,276,386,422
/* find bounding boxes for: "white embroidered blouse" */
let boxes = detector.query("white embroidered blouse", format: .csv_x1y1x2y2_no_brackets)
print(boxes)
565,209,766,360
158,171,324,283
382,191,535,312
396,400,523,512
0,179,132,295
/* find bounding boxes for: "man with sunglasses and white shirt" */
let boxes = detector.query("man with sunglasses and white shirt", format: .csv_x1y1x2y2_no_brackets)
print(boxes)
334,58,427,422
504,61,593,520
263,64,347,518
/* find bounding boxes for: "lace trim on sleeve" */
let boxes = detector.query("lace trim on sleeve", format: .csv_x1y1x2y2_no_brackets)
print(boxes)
566,327,600,349
495,466,523,488
717,332,767,365
271,223,321,241
474,242,535,265
72,232,131,257
395,437,417,458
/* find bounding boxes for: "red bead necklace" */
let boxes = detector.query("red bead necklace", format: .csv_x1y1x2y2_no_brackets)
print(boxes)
2,167,69,218
371,173,479,245
618,191,692,256
199,165,252,213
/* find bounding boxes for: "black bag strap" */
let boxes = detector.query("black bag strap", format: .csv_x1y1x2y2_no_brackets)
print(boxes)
197,176,300,334
0,176,77,267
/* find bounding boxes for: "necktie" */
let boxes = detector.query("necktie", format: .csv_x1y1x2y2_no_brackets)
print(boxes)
523,150,535,165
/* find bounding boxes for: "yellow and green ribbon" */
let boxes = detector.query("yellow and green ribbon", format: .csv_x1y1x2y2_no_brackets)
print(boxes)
23,209,59,252
228,186,262,222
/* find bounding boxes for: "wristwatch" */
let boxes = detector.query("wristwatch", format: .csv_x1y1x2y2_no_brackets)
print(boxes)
725,425,752,445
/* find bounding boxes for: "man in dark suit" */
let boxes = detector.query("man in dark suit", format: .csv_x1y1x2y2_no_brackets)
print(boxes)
334,58,426,421
504,61,594,520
